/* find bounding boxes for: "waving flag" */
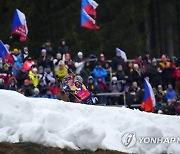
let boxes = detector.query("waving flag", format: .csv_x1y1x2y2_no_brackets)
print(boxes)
81,0,99,30
82,0,98,18
143,79,156,112
0,41,14,65
81,10,99,29
12,9,28,42
116,48,127,62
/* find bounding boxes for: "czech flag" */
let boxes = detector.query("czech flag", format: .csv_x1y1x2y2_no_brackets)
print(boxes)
0,41,14,65
82,0,98,18
142,79,156,112
81,10,99,29
11,9,28,42
81,0,99,30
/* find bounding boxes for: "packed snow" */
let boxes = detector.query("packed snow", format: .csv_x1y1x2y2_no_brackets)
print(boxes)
0,90,180,154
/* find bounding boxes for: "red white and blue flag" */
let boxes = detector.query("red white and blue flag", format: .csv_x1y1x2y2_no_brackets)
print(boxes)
81,0,99,29
144,79,156,111
82,0,98,18
11,9,28,42
0,41,14,65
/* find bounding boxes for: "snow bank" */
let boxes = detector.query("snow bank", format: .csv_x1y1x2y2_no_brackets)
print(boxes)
0,90,180,154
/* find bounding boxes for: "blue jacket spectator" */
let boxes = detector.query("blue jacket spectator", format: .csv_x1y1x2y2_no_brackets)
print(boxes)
12,54,23,76
93,61,107,85
32,88,41,98
165,84,176,101
43,89,56,99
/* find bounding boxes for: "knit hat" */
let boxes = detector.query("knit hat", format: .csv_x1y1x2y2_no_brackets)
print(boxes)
32,67,38,72
88,76,94,80
77,51,83,56
34,88,39,93
41,49,46,53
13,48,19,54
133,64,139,68
100,54,104,57
112,76,117,81
152,58,157,63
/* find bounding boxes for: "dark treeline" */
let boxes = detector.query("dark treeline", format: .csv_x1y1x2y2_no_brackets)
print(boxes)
0,0,179,59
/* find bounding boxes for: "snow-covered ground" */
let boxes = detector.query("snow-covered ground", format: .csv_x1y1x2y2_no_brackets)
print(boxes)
0,90,180,154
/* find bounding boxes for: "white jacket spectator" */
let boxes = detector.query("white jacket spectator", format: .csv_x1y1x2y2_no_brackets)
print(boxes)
74,52,84,75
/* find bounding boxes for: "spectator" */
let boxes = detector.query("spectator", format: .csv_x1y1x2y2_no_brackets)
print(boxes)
111,49,126,71
130,81,141,105
29,67,40,87
16,66,29,88
96,76,109,105
21,79,33,97
108,76,122,105
38,66,45,83
143,52,152,70
159,55,172,89
53,53,63,72
56,83,69,102
104,61,112,83
12,54,23,76
49,78,60,95
165,84,176,101
0,78,5,89
64,53,75,72
170,56,178,89
37,80,47,96
21,46,29,62
0,63,15,89
32,88,41,98
55,60,68,82
134,55,146,73
124,62,134,84
58,39,69,55
43,66,54,85
99,53,106,68
132,64,143,86
88,54,97,71
87,76,98,94
74,52,85,75
80,61,91,86
164,98,177,115
93,61,107,85
43,89,56,99
124,85,133,108
7,77,18,91
115,64,125,81
42,39,54,58
12,48,20,62
22,57,35,71
146,58,161,88
38,49,51,69
156,85,166,103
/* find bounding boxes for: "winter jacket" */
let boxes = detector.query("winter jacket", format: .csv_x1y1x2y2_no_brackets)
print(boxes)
55,67,68,82
111,56,125,71
109,82,122,93
29,71,40,87
43,94,56,99
93,67,107,85
16,70,29,88
74,58,84,75
165,89,176,100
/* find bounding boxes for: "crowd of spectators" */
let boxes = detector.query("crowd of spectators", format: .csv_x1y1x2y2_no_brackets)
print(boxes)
0,39,180,115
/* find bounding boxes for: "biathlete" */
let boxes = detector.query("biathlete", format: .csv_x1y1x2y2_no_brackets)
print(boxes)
62,75,96,105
